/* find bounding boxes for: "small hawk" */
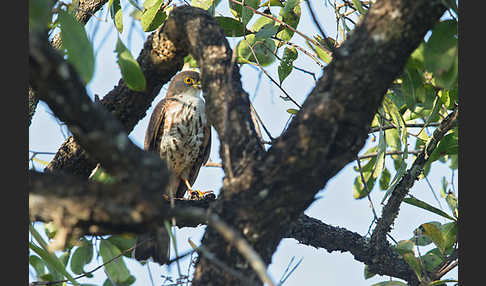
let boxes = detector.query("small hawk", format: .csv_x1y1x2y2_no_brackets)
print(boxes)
144,70,212,199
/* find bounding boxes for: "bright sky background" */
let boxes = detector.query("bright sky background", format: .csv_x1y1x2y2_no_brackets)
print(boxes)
29,0,458,285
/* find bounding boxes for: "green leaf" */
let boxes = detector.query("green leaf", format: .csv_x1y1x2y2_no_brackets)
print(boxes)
424,20,458,89
364,265,376,279
89,164,118,184
379,167,391,190
107,234,137,258
229,0,260,26
255,22,280,40
428,280,459,286
402,64,425,112
30,255,46,277
286,108,299,115
215,16,249,37
192,0,220,14
440,222,457,251
44,221,58,239
110,0,123,33
115,37,147,92
412,229,433,247
143,0,160,9
236,34,276,66
103,275,136,286
29,242,81,286
70,239,94,275
141,0,167,32
393,240,421,280
99,239,131,283
276,0,301,42
393,240,415,255
29,0,53,32
428,129,458,164
351,0,366,14
381,159,406,203
307,41,332,64
421,223,446,254
353,157,377,199
278,47,298,84
184,54,198,69
403,197,456,221
371,282,407,286
422,248,444,272
58,10,95,84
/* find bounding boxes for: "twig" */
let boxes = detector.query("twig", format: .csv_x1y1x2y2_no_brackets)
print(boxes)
358,150,420,160
356,156,379,220
249,101,275,143
369,123,440,133
242,35,303,109
230,0,328,53
304,0,335,53
273,38,325,69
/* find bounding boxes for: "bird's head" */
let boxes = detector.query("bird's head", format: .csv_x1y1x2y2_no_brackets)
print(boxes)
168,71,201,97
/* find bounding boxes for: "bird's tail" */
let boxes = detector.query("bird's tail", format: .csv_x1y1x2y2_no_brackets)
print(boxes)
133,227,170,265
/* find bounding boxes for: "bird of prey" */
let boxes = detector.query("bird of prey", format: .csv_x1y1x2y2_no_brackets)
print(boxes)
133,70,212,264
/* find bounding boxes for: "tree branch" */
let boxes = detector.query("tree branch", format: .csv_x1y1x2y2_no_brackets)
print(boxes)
46,19,186,178
370,108,458,246
286,214,418,283
29,29,170,191
192,0,447,285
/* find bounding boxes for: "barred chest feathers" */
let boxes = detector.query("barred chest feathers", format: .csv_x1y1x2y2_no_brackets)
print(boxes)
160,90,207,172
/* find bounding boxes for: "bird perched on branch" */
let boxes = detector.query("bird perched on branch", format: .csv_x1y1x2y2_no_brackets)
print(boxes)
133,70,213,264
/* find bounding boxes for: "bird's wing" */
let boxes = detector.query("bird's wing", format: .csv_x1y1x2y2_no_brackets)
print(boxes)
144,98,166,152
188,123,212,187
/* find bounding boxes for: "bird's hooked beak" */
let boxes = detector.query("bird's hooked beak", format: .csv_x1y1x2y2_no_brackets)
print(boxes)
192,80,201,89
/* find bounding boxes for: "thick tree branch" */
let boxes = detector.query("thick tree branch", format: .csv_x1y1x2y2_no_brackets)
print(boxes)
46,19,186,177
29,29,170,191
286,214,418,283
193,1,447,285
29,0,109,127
29,170,212,236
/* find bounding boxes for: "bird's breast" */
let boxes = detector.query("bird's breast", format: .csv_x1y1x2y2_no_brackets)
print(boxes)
160,94,208,173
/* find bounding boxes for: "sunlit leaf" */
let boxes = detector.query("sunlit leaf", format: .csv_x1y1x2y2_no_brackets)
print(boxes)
236,34,276,66
110,0,123,33
115,37,147,92
441,222,457,251
276,0,301,42
141,0,167,32
229,0,260,26
424,20,458,89
421,223,446,253
278,47,298,84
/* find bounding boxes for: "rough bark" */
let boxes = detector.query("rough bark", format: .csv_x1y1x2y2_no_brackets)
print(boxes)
192,1,446,285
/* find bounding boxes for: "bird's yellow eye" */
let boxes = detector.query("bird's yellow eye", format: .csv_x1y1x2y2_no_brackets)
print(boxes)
184,77,194,85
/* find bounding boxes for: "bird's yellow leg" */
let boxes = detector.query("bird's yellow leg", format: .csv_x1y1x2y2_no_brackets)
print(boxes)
183,178,214,199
